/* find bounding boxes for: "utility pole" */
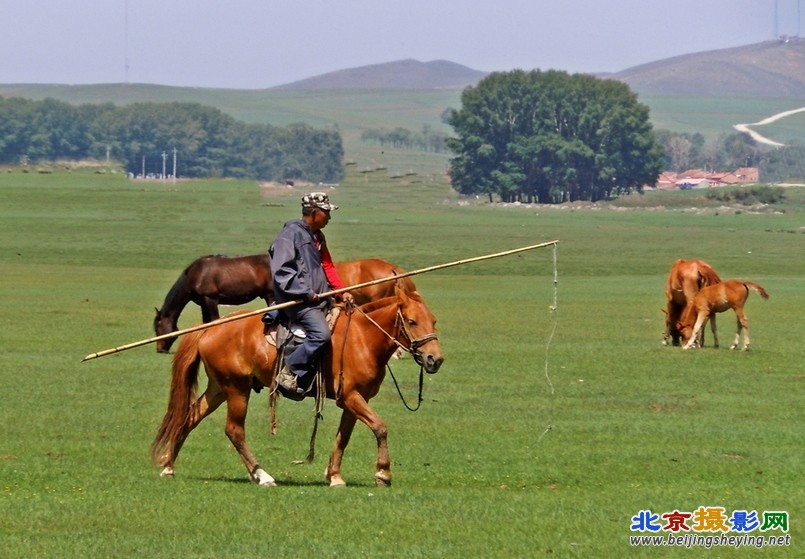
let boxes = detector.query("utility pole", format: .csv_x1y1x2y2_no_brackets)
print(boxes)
141,155,145,178
105,145,111,164
775,0,779,38
162,151,167,180
124,0,130,83
172,148,177,182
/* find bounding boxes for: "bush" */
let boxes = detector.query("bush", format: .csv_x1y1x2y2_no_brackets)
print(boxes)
705,185,785,205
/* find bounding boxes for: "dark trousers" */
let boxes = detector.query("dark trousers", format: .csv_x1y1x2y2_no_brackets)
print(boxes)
284,305,331,379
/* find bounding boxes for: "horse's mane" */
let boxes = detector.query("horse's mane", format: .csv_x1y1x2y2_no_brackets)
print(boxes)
357,289,422,314
158,267,192,314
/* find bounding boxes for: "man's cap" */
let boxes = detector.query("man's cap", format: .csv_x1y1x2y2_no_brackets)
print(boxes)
301,192,338,211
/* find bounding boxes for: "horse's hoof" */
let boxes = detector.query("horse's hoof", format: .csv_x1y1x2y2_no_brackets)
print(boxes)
159,466,175,478
251,469,277,487
374,474,392,488
327,471,346,488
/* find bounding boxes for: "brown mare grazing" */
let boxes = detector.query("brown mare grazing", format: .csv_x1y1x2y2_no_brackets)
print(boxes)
153,256,415,353
662,259,721,346
153,254,273,352
150,285,443,488
679,280,769,350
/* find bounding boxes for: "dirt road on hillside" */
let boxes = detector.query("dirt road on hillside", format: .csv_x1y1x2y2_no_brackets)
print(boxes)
734,107,805,147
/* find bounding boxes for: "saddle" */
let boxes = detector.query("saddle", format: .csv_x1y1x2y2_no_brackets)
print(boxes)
253,306,341,395
261,306,340,348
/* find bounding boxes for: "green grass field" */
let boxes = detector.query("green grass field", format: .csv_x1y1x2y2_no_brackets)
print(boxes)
1,167,802,557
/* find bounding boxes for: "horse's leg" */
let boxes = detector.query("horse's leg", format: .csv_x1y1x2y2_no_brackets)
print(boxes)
221,384,276,487
200,300,220,323
709,313,718,349
159,382,226,478
662,302,676,346
325,409,358,488
338,392,392,487
683,313,708,349
731,308,750,350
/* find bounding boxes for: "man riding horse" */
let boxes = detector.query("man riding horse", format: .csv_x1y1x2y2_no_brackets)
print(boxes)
269,192,354,399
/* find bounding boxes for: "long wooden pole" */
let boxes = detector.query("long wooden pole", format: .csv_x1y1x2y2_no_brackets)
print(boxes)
81,240,558,362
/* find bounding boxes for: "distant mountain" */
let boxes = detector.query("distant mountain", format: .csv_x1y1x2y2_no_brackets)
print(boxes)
613,40,805,97
267,41,805,97
270,59,488,90
3,41,804,100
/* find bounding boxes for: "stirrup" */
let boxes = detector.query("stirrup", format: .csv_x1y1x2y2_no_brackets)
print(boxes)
276,367,307,401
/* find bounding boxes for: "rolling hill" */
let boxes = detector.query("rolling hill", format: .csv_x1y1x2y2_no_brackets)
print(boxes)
271,59,487,90
265,40,805,98
612,39,805,97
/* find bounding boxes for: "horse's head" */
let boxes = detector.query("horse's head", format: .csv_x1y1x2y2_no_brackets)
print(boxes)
675,314,699,348
675,304,699,347
153,308,177,353
677,322,696,347
395,286,444,374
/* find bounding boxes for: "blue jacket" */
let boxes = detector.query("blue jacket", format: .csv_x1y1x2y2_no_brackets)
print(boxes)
268,219,329,306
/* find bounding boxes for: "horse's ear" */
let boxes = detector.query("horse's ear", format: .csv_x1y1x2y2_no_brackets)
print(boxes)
395,283,409,303
661,308,667,315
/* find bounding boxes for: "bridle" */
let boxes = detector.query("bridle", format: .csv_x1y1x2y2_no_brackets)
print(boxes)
342,299,439,411
393,308,439,367
350,302,438,365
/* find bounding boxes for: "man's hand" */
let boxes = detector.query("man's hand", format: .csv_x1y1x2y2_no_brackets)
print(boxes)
340,292,354,304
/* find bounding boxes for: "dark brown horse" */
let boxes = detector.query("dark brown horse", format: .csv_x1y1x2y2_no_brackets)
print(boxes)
679,279,769,350
662,258,721,346
153,254,273,352
153,256,415,353
150,285,443,488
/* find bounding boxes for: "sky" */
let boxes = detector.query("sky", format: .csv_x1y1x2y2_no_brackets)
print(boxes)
2,1,801,89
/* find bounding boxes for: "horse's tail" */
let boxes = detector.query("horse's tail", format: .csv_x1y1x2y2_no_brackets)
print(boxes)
149,330,204,466
744,281,770,300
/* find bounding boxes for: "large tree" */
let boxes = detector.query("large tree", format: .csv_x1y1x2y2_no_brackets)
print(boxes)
447,70,663,203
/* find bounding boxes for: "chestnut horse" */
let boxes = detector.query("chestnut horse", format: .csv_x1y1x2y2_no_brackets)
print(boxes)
662,259,721,346
150,285,443,488
153,256,415,352
679,280,769,350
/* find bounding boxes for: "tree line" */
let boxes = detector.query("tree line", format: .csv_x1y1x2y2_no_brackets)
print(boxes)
0,97,344,182
360,125,450,153
3,85,799,200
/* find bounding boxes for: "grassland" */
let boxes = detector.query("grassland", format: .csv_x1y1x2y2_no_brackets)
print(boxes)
0,166,803,557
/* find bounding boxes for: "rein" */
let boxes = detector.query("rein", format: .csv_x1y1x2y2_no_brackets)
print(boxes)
296,297,436,464
350,302,438,412
386,363,424,412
